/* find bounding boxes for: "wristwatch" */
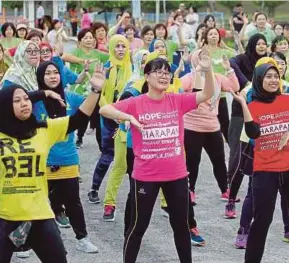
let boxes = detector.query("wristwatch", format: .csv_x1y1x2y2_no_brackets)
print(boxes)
91,87,102,94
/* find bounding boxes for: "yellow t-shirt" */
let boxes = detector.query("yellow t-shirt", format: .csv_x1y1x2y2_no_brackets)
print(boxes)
0,117,69,221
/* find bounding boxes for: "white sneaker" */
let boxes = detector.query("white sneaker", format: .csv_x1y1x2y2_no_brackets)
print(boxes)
16,249,32,258
76,237,98,253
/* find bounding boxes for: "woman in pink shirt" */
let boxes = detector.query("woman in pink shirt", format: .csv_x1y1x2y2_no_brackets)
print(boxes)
124,24,143,53
99,49,215,263
80,8,92,30
92,22,109,53
181,53,239,205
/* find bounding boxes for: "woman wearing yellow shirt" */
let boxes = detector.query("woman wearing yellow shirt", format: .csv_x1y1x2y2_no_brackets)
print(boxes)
0,63,106,262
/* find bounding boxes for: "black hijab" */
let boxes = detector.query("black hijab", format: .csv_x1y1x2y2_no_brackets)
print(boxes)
0,85,46,139
252,63,281,103
233,33,267,81
37,61,66,118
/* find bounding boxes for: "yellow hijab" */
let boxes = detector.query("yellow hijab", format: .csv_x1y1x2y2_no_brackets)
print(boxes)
255,57,283,91
144,51,181,94
99,35,132,107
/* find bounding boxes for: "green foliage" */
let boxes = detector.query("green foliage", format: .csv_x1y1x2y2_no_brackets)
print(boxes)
253,0,287,16
80,1,130,12
2,0,23,9
218,1,240,11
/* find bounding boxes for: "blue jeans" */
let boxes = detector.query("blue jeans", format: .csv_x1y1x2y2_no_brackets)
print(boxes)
0,219,67,263
245,171,289,263
92,116,117,190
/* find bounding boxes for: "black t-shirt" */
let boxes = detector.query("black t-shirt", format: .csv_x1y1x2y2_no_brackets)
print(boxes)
233,12,244,33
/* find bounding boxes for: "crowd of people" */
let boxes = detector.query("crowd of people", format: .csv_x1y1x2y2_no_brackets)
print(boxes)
0,2,289,263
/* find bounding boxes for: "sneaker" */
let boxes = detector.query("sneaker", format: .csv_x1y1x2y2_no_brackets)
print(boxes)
55,212,71,228
224,201,236,219
283,232,289,243
76,237,98,253
88,190,100,204
221,189,241,203
103,205,116,222
16,249,32,258
160,206,169,218
76,138,83,149
190,228,205,246
234,228,248,249
190,191,197,206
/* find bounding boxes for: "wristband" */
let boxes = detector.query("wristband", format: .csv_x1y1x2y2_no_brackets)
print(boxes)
91,87,101,94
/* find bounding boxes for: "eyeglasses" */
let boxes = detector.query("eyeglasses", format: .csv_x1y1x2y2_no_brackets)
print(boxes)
25,49,40,55
149,70,172,79
40,48,51,55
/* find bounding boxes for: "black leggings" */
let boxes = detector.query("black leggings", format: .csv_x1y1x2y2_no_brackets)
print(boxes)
124,147,197,235
184,129,228,194
49,178,87,240
124,175,192,263
0,219,67,263
229,142,254,200
217,97,229,143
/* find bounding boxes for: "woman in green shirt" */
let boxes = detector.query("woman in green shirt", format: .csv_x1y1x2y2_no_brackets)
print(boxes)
0,22,21,65
69,28,109,148
153,23,179,64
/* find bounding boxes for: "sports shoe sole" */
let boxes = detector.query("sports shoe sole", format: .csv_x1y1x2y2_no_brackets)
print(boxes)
233,244,246,249
103,217,116,222
88,199,101,204
283,237,289,243
55,220,71,228
224,214,237,219
76,247,98,253
191,240,206,247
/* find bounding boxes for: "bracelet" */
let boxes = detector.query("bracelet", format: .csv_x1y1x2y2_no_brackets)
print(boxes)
91,87,101,94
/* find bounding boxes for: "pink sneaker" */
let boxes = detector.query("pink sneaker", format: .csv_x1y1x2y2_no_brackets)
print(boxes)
224,202,236,219
221,189,230,201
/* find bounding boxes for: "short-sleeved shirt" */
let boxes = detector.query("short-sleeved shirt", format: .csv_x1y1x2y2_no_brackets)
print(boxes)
113,93,197,182
249,95,289,172
0,117,69,221
246,28,276,46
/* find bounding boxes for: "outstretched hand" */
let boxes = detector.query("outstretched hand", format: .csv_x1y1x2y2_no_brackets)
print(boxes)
88,63,106,90
196,45,212,72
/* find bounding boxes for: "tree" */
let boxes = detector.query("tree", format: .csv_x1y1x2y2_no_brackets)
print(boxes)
2,0,23,9
80,1,130,12
142,0,208,12
253,0,287,17
218,1,240,12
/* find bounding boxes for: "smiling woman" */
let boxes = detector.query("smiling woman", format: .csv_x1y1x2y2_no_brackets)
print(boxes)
1,40,40,91
99,53,215,263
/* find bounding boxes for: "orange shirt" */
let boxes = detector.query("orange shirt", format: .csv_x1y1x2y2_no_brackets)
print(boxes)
249,95,289,172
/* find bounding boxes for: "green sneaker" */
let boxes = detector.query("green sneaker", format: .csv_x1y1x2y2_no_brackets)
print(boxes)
55,212,71,228
283,232,289,243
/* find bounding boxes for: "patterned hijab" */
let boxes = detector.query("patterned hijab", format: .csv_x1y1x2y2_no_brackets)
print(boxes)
1,41,39,91
129,50,149,82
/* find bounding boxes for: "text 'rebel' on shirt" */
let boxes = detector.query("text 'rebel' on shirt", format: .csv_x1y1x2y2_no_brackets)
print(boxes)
0,117,69,221
113,93,197,182
249,95,289,172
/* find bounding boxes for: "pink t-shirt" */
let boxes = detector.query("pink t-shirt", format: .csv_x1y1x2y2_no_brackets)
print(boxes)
129,38,143,52
180,72,239,132
81,13,92,29
113,93,198,182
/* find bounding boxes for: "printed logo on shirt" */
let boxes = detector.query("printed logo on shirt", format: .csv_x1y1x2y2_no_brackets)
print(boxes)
0,138,45,195
138,188,146,195
138,110,182,160
256,110,289,151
